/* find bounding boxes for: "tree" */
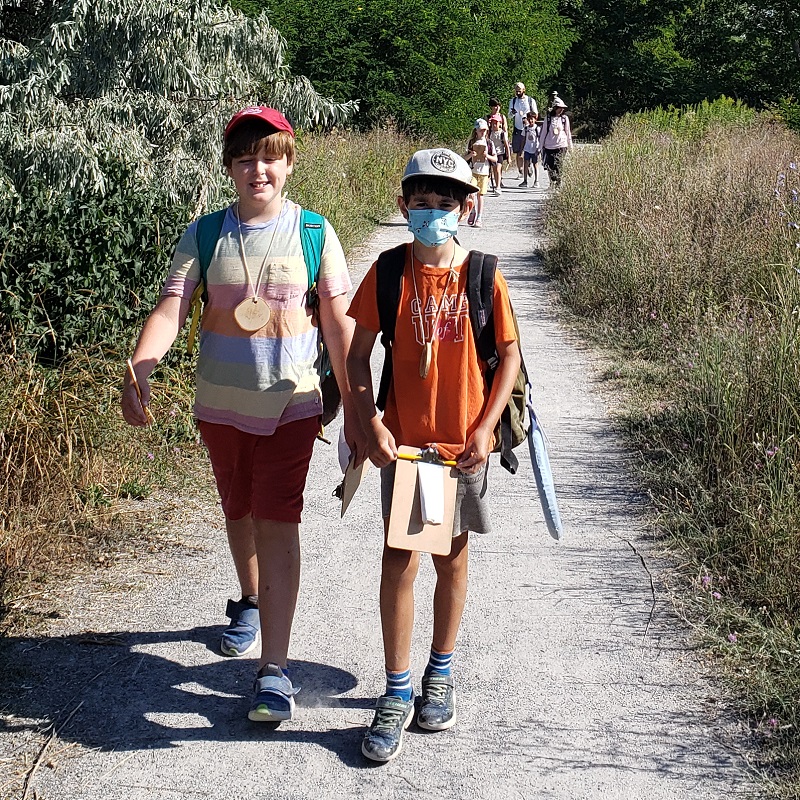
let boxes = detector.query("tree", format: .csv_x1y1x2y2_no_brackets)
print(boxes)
0,0,356,204
230,0,574,138
553,0,800,137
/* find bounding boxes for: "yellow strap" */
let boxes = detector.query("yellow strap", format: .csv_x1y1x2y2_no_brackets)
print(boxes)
186,284,204,355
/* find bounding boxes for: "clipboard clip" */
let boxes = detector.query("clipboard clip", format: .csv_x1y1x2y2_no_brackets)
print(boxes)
418,445,445,464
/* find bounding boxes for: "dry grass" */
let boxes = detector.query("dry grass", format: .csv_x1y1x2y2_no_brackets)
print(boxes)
544,99,800,794
0,350,199,630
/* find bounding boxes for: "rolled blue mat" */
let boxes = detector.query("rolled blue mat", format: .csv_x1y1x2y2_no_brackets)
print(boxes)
526,398,563,541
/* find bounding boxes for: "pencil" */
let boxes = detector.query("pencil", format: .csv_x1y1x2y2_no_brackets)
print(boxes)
126,359,156,424
396,452,458,467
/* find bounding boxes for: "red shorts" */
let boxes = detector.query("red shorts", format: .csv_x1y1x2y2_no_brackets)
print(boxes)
198,416,319,523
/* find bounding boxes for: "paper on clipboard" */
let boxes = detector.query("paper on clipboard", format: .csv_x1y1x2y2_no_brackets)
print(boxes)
387,445,457,556
339,455,369,517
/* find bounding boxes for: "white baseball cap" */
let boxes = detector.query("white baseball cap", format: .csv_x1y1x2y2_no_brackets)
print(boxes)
402,148,479,193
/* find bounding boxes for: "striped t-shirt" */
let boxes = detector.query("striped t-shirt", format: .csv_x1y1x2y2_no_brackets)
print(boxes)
162,201,351,435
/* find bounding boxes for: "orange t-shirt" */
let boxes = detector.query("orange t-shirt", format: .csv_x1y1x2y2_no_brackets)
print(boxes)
348,245,517,461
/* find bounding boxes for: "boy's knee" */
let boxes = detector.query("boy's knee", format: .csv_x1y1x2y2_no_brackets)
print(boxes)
432,553,467,581
382,544,419,579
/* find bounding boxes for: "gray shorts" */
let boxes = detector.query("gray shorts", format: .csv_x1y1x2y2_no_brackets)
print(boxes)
380,461,491,536
512,128,525,154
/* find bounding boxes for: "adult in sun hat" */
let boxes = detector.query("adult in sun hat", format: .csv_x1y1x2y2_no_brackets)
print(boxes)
508,82,538,176
538,96,573,188
122,105,366,723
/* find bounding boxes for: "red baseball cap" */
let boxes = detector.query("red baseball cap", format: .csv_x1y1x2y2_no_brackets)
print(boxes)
224,106,295,140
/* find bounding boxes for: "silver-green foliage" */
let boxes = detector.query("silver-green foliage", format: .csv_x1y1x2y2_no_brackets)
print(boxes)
0,0,356,205
0,0,356,359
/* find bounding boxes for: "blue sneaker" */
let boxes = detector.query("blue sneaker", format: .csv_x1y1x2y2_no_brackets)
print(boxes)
248,663,299,722
220,598,260,657
361,693,415,762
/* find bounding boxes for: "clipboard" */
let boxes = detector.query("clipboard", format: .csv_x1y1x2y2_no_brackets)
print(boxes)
338,455,369,518
387,446,458,556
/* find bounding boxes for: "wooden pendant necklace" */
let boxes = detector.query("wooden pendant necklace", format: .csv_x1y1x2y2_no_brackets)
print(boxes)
233,200,284,332
410,244,458,379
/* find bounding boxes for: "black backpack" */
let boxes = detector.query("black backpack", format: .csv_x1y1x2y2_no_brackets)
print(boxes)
375,243,529,473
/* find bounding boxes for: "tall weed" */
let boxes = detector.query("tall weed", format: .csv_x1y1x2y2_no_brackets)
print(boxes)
545,102,800,785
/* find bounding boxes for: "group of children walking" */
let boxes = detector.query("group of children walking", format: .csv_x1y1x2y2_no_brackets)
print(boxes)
122,105,522,764
463,91,572,228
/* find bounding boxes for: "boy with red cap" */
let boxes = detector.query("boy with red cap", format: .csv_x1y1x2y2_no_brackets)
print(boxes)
122,106,364,722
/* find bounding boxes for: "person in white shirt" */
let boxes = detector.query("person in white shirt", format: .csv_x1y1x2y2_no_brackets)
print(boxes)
507,82,538,176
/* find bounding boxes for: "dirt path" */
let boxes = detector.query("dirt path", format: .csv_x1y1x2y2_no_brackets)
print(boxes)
0,175,750,799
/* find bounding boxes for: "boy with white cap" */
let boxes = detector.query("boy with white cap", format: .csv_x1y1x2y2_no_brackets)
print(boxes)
347,147,521,762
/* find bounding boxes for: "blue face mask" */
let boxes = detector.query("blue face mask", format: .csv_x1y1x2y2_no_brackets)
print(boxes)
406,208,460,248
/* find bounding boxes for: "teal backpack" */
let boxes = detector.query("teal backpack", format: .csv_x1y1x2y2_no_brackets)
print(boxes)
187,207,341,427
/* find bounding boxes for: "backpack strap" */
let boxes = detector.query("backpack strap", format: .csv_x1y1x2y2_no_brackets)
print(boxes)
300,208,326,298
195,209,227,302
466,250,520,473
187,208,227,354
375,243,407,411
467,250,498,371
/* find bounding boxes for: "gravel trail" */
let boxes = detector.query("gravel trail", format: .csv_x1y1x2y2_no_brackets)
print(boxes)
0,174,750,799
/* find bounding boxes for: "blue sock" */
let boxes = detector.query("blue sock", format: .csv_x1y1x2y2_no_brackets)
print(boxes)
385,668,413,702
425,648,453,676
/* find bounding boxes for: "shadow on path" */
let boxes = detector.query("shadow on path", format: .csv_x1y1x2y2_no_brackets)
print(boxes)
0,626,371,767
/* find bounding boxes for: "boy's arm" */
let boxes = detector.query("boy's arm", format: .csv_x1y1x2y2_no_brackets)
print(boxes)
318,293,367,460
122,294,191,426
456,338,521,472
346,322,397,468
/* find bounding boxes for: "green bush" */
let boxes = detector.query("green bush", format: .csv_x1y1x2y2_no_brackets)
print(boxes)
230,0,573,139
0,161,190,362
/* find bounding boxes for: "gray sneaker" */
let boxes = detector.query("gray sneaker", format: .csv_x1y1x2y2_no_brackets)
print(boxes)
417,672,456,731
361,694,415,762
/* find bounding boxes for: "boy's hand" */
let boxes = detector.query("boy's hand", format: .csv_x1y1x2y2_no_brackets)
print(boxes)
344,413,368,468
456,424,493,473
122,375,152,426
366,418,398,468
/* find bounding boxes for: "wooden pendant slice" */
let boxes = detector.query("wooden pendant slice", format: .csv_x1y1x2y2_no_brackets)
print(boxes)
233,297,271,331
419,341,432,378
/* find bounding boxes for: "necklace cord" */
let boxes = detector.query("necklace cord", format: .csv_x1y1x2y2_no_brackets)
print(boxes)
410,243,458,348
235,199,285,300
